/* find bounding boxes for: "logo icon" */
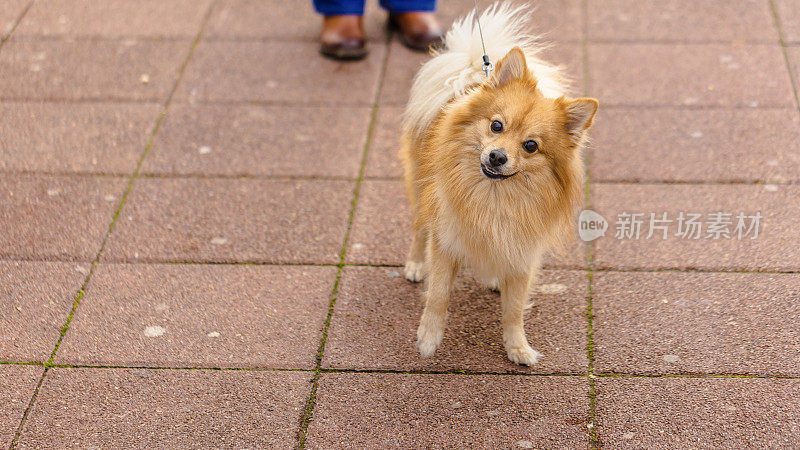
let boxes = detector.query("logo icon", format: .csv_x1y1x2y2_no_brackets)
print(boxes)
578,210,608,242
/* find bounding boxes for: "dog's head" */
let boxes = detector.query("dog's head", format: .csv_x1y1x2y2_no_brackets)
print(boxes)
450,46,598,184
432,46,598,243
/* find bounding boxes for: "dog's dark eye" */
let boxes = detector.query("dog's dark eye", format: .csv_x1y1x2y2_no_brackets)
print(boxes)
490,120,503,133
522,140,538,153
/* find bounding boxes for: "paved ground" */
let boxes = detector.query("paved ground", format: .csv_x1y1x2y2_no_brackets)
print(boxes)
1,0,800,448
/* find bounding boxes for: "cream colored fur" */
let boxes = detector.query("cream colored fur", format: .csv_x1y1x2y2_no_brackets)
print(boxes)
402,2,568,137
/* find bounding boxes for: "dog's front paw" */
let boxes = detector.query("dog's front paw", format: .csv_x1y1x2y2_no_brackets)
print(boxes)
477,277,500,291
404,260,427,282
505,344,543,366
416,317,444,357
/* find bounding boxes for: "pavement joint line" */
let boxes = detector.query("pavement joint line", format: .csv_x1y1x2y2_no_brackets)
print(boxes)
596,103,796,110
0,171,366,182
587,180,798,188
581,0,600,449
3,360,800,380
137,173,358,181
0,95,184,103
8,34,204,42
9,366,48,449
1,257,798,275
586,39,783,46
589,102,797,109
184,99,800,110
97,259,342,266
0,0,33,45
769,0,800,110
295,32,392,450
587,179,799,185
1,95,796,111
0,97,165,105
594,372,800,380
7,3,218,447
0,97,379,107
581,1,599,446
586,269,598,448
199,34,583,43
44,291,84,363
182,98,381,108
589,267,800,275
7,169,799,187
107,34,787,46
0,97,378,110
1,171,130,179
3,95,794,110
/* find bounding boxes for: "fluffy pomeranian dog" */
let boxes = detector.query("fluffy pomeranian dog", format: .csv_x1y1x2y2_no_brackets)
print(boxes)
400,3,598,366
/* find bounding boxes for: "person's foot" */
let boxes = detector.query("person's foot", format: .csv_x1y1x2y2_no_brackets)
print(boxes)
389,12,444,52
320,15,368,61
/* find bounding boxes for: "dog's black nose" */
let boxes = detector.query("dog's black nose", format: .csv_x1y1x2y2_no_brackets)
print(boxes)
488,149,507,167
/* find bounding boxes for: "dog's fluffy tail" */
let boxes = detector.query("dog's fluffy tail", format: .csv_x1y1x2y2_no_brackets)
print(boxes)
403,2,567,136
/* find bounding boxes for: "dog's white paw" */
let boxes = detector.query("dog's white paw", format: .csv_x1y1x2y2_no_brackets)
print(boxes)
506,344,543,366
416,319,443,357
478,277,500,291
404,260,426,282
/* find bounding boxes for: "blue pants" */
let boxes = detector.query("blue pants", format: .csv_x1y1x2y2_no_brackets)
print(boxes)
313,0,436,15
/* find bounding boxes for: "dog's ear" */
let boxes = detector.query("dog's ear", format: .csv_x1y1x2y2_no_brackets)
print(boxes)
559,97,599,138
491,46,529,87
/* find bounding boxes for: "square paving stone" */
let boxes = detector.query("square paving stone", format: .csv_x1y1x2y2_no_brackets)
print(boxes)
380,40,584,106
365,106,404,179
175,40,386,105
1,0,29,38
1,261,86,362
0,38,189,101
15,0,211,38
56,263,336,368
323,267,588,374
142,104,370,178
587,0,778,42
0,365,43,448
346,180,586,268
596,377,800,448
103,177,353,263
593,271,800,376
0,175,126,261
776,0,800,43
205,0,388,41
591,183,800,271
786,46,800,103
589,107,800,183
588,44,794,107
306,373,589,448
0,102,160,174
16,368,311,448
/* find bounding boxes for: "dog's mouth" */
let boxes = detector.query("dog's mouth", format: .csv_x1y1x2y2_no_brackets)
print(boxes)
481,164,517,180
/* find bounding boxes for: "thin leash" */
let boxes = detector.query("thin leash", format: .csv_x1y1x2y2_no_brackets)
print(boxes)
473,0,493,77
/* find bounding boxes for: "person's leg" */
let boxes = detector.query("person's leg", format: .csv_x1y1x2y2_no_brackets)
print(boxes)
380,0,436,13
313,0,365,16
313,0,369,60
382,0,443,51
